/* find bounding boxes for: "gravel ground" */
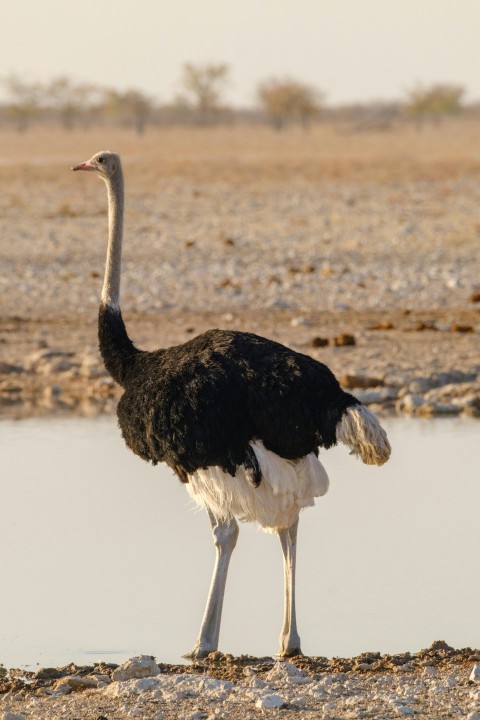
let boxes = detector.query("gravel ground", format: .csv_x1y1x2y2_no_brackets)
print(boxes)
1,123,479,418
1,643,480,719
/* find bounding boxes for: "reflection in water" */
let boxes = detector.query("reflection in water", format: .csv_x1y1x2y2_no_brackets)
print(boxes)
0,416,478,668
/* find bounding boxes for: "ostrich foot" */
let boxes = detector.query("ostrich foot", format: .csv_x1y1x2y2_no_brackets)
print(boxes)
182,642,216,660
277,645,303,658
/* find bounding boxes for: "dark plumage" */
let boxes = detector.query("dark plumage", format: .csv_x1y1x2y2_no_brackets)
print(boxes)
99,304,359,484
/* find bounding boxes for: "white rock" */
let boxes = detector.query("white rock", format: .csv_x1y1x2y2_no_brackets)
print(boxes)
39,357,75,374
396,393,424,414
354,387,397,404
420,401,462,416
255,694,286,709
112,655,160,681
265,661,307,684
469,664,480,683
105,676,161,698
91,673,111,684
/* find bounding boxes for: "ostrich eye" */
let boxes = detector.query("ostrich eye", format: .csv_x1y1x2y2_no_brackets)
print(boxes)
98,156,104,164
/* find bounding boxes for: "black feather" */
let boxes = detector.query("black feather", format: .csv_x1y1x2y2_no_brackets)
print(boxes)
99,304,359,484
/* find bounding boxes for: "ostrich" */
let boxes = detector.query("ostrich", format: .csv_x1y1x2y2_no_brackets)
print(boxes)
72,151,391,659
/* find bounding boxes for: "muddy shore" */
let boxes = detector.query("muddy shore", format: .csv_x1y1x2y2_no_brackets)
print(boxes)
1,643,480,719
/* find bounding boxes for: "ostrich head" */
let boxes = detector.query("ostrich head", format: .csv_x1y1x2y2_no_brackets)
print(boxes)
71,151,121,180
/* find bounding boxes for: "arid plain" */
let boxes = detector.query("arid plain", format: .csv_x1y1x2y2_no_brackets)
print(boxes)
0,121,479,418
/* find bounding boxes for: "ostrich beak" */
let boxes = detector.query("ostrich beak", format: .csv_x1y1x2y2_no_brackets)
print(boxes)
71,161,95,171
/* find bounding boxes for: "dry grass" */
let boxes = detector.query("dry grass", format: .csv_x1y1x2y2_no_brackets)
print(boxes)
1,119,480,188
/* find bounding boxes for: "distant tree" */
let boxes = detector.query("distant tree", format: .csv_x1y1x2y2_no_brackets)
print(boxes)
2,74,42,131
258,77,323,130
104,88,153,134
177,62,230,123
405,83,465,129
44,76,100,130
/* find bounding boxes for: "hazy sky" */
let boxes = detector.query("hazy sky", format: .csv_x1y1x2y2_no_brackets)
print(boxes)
2,0,479,106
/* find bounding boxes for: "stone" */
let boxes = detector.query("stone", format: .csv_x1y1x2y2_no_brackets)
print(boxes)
2,713,25,720
340,373,384,389
43,384,62,398
451,323,474,333
255,694,286,709
419,402,462,416
354,387,397,404
54,674,98,693
0,362,24,375
310,336,329,348
112,655,160,681
25,349,75,373
331,333,356,347
66,675,99,689
396,394,424,414
40,357,75,374
92,673,111,684
409,377,435,394
469,664,480,683
265,661,307,683
35,667,63,680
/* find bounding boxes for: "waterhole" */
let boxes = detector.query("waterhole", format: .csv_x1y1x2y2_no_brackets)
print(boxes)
0,415,478,668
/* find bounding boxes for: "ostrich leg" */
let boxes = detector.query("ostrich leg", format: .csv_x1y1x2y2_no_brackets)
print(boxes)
185,508,239,658
277,517,302,656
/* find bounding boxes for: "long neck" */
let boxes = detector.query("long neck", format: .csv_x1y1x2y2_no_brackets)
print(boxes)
98,168,139,387
102,173,124,309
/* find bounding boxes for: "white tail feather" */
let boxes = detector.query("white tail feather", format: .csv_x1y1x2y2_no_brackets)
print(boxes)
336,404,391,466
187,440,329,532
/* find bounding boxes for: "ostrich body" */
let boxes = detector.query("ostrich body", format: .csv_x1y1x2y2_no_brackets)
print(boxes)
72,151,391,658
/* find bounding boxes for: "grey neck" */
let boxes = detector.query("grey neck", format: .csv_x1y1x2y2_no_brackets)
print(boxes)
102,171,124,311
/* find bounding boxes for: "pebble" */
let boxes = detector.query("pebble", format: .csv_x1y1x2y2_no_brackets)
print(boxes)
265,661,308,684
112,655,160,681
470,664,480,683
1,659,479,719
255,694,286,709
396,393,425,414
0,363,24,375
354,387,397,404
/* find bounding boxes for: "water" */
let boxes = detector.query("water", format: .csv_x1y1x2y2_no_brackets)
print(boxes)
0,415,478,669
